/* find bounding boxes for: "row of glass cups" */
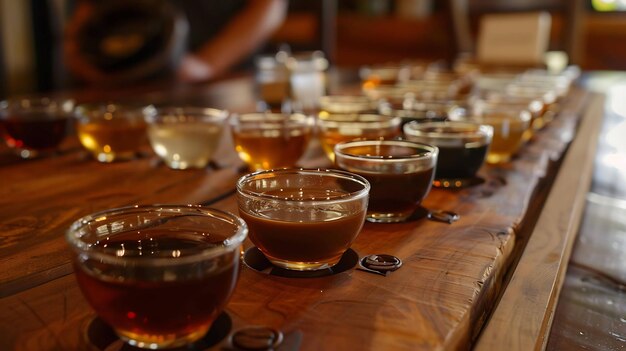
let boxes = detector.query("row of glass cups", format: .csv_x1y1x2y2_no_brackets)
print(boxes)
66,120,492,348
0,97,493,172
64,118,493,350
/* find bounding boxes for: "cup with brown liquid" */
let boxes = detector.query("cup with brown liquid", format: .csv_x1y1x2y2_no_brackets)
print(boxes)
75,103,151,162
230,113,314,171
66,205,248,349
317,111,401,162
0,97,74,158
403,121,493,186
236,169,370,271
334,139,438,223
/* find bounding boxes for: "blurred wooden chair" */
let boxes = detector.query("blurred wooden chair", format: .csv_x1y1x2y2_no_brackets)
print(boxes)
448,0,586,65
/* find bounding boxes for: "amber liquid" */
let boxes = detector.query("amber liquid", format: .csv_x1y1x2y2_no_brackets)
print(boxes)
436,144,488,179
0,113,68,151
74,229,239,348
484,117,528,164
77,119,147,162
319,128,399,162
233,129,310,171
240,189,366,270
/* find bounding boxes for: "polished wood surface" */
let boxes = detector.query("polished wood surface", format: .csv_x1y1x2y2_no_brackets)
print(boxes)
0,75,596,350
475,94,603,351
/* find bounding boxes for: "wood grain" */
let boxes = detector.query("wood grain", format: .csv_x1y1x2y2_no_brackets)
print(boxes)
474,93,604,351
0,77,595,350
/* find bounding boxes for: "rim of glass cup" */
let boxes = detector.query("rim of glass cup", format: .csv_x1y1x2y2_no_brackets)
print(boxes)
230,112,312,129
145,107,228,124
449,105,532,123
403,121,493,147
318,95,378,114
0,97,75,118
236,168,370,205
66,205,248,266
477,94,544,114
74,103,155,122
317,113,402,129
334,139,438,166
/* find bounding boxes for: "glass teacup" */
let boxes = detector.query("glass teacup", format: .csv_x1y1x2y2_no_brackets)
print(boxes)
66,205,247,349
0,97,74,158
403,121,492,183
75,103,150,162
450,103,531,164
146,107,228,169
334,139,438,223
316,113,401,162
230,113,314,171
236,169,369,271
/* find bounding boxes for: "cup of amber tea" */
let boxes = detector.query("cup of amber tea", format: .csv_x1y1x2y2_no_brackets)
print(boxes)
403,121,492,183
449,104,531,165
230,113,314,171
146,107,228,169
335,139,437,223
236,169,369,271
317,113,401,162
66,205,247,349
0,97,74,158
75,103,150,162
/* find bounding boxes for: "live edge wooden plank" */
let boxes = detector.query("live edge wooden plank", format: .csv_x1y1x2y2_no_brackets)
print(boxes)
0,88,591,350
474,93,604,351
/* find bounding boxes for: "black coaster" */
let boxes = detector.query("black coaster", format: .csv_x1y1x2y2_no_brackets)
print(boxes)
243,247,359,278
433,177,485,189
85,312,232,350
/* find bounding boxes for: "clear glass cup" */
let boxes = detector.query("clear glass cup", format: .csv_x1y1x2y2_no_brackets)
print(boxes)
75,103,150,162
403,121,492,182
0,97,74,158
286,51,328,111
450,103,531,164
334,139,437,223
230,113,314,171
318,95,378,115
359,64,411,88
66,205,247,349
146,107,228,169
255,53,291,109
316,113,401,162
236,168,369,271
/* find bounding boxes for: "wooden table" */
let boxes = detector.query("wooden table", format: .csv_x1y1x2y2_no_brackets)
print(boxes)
0,72,602,350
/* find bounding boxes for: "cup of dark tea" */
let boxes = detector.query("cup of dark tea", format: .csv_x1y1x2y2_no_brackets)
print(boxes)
0,97,74,158
66,205,248,349
334,139,438,223
75,103,150,162
403,121,493,185
236,169,369,271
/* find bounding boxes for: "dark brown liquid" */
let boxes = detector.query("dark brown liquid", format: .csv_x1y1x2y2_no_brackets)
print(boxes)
240,189,366,265
1,113,69,150
436,144,488,179
74,230,238,341
357,169,434,216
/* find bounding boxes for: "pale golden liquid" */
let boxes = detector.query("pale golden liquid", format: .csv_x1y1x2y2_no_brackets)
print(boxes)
148,123,223,169
77,119,147,162
233,129,310,171
483,117,529,164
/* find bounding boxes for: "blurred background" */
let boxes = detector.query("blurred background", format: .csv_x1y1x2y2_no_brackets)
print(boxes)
1,0,625,97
